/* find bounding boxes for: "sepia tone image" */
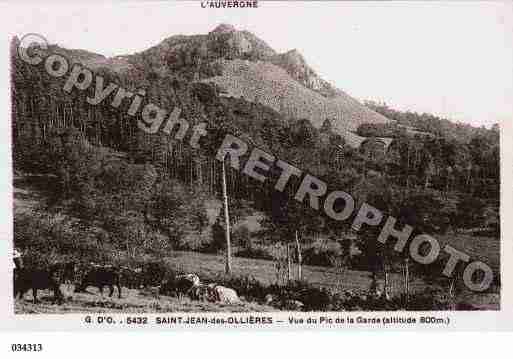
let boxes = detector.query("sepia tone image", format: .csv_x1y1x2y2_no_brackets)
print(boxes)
10,3,502,314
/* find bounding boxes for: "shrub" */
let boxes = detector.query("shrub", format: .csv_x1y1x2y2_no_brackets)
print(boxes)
176,230,215,253
210,218,226,252
209,273,269,302
271,280,332,311
232,225,251,248
15,214,110,270
302,239,344,267
200,272,453,312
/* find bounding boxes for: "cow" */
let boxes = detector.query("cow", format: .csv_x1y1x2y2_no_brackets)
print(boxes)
61,261,77,285
188,284,240,303
139,261,169,287
190,283,218,302
175,274,200,298
161,273,200,298
14,264,65,304
75,264,122,299
212,285,240,304
120,266,143,289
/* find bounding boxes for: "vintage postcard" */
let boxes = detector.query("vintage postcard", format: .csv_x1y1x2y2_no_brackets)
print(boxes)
1,1,512,332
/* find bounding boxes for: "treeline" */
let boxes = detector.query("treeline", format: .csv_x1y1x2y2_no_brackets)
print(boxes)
355,108,499,200
363,100,500,143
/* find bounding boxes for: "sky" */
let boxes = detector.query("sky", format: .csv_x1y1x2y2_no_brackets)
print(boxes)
3,1,513,128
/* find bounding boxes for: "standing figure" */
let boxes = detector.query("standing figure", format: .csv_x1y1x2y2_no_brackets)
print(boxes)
13,248,23,269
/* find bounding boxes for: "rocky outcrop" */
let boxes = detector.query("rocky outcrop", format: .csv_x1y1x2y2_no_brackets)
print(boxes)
210,23,237,34
226,31,253,56
271,49,338,98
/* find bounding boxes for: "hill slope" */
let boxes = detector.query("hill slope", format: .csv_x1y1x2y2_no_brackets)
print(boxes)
47,24,391,139
205,58,389,133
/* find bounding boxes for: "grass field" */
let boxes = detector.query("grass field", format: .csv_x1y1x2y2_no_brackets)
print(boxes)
164,251,429,297
14,285,276,314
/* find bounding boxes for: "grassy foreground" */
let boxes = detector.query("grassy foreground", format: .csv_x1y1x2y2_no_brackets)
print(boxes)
14,250,499,313
14,285,276,314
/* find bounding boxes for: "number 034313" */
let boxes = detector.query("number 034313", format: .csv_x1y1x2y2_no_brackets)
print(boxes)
11,344,43,352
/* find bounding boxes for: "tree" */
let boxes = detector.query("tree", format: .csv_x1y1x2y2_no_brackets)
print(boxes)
221,159,232,274
211,217,226,252
454,195,486,230
152,180,209,246
352,175,398,297
259,190,323,282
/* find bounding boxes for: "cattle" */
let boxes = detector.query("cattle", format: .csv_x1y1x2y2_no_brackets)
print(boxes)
178,274,200,287
139,261,168,287
118,261,169,289
75,264,122,298
120,266,143,289
189,284,240,303
61,261,77,285
161,273,200,298
14,264,65,304
190,283,218,302
175,274,200,298
212,285,239,304
264,294,274,305
159,276,176,297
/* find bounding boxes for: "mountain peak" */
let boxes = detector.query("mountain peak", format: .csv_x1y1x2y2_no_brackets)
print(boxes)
282,49,306,65
286,48,301,56
211,23,237,34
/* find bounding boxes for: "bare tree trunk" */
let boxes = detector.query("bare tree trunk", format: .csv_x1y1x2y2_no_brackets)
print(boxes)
406,145,411,188
126,240,132,260
384,261,390,300
370,272,378,295
449,275,458,307
287,243,291,283
221,160,232,274
404,258,410,307
295,230,302,281
449,277,455,298
197,159,203,185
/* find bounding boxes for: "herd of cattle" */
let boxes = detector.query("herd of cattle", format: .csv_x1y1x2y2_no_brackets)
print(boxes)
13,261,240,305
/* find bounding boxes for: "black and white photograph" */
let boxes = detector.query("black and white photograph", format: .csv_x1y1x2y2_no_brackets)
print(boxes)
2,1,511,331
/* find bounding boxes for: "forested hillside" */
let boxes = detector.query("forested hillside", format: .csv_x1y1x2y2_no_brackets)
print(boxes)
11,24,500,304
364,100,500,143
